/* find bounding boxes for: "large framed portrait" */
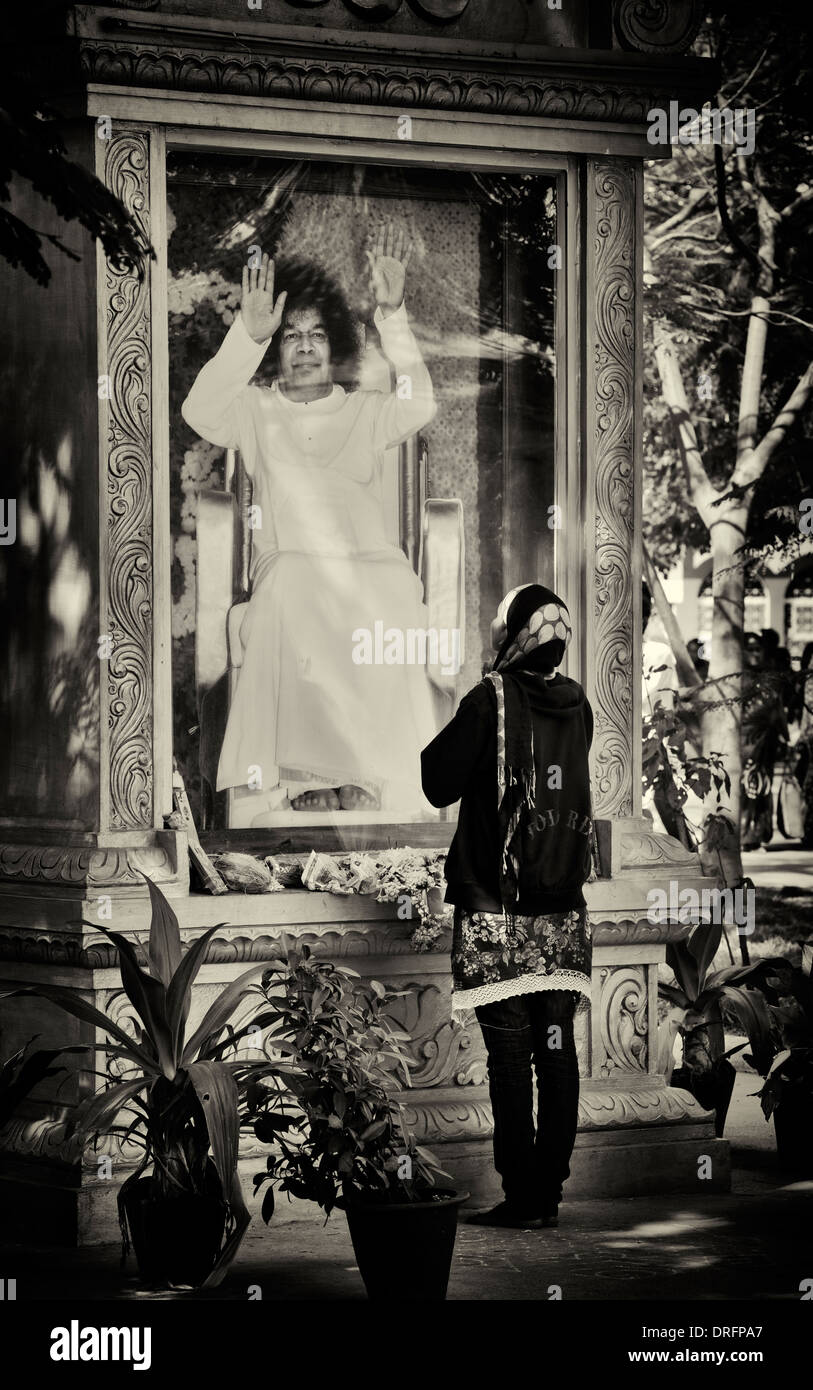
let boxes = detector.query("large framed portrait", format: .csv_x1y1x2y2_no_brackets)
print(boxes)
167,152,561,845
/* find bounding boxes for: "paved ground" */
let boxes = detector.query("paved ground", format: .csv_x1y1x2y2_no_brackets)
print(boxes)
1,1075,809,1303
743,841,813,892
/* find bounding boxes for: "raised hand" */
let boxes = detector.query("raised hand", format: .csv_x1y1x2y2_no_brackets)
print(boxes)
367,224,413,318
241,254,288,345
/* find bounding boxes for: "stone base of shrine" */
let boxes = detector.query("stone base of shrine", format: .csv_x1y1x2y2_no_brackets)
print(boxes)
439,1125,730,1210
0,1079,727,1247
0,835,730,1245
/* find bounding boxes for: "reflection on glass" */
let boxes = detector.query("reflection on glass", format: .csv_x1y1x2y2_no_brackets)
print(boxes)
167,156,557,833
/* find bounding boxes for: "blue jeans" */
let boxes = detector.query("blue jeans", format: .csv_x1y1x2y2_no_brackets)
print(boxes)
475,989,580,1214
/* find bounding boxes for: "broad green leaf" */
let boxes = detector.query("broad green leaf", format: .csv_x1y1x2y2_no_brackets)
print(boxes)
658,983,690,1010
656,1007,685,1077
70,1078,147,1141
687,918,723,991
718,985,775,1076
186,1060,241,1200
665,941,699,1002
182,963,277,1065
254,1110,296,1133
768,1047,792,1076
709,956,789,989
143,874,183,986
359,1118,388,1141
96,927,175,1079
202,1011,281,1060
165,925,222,1065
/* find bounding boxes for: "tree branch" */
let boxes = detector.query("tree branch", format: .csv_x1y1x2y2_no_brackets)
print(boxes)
652,321,716,517
643,545,703,691
780,186,813,222
649,228,721,252
736,296,770,460
647,187,711,243
719,45,769,107
713,139,764,281
732,360,813,489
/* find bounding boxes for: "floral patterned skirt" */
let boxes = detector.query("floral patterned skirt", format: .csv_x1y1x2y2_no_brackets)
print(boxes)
450,905,592,1018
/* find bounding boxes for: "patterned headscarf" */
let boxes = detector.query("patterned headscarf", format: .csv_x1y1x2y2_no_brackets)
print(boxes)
485,585,572,911
493,584,572,672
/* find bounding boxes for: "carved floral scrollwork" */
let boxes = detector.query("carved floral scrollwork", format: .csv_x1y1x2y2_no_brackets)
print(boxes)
103,990,146,1080
400,1097,493,1143
78,46,663,124
382,982,487,1088
578,1081,708,1129
619,829,699,869
597,965,648,1076
614,0,703,54
0,842,176,890
589,161,636,821
102,132,153,831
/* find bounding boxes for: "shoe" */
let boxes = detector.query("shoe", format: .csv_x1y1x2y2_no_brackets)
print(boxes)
467,1202,545,1230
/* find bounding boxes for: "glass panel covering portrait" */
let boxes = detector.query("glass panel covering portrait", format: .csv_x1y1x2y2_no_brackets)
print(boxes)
167,152,558,837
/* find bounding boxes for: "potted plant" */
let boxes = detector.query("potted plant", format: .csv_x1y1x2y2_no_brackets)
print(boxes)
657,916,778,1135
748,947,813,1171
1,877,283,1288
248,941,469,1301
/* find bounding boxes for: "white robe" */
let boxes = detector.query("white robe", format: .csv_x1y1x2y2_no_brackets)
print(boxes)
181,303,439,810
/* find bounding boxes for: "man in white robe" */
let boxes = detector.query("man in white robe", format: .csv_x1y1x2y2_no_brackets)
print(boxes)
182,231,439,818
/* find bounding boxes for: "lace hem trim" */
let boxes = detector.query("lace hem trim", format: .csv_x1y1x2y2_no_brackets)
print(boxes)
450,971,592,1018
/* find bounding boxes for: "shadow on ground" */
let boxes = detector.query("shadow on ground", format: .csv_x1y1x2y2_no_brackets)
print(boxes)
2,1163,808,1302
1,1064,808,1301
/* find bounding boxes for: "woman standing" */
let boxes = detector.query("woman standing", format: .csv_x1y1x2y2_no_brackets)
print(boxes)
421,584,594,1229
182,231,438,816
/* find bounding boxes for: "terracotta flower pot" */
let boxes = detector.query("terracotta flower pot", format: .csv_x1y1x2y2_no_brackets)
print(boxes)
344,1189,469,1301
670,1058,737,1137
121,1177,227,1288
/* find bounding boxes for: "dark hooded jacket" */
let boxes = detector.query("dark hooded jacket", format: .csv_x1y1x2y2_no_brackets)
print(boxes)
421,672,594,916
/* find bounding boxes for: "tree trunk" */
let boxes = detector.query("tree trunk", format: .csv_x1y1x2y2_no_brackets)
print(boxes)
698,508,748,883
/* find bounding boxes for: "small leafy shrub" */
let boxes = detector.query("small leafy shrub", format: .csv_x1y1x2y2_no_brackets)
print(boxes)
249,942,447,1220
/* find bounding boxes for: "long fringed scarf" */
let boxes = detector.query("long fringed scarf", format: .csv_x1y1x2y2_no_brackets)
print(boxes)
486,586,573,916
485,670,535,912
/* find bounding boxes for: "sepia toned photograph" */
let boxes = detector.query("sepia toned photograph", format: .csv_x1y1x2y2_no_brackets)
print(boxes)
0,0,811,1366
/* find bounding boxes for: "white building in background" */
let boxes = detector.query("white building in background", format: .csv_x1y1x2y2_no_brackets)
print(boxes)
663,544,813,663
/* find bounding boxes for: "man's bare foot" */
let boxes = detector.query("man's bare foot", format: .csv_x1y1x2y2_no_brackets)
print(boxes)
290,789,341,811
338,785,381,811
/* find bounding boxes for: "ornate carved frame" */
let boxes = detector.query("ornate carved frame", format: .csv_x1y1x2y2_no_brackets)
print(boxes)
92,97,588,861
0,13,716,885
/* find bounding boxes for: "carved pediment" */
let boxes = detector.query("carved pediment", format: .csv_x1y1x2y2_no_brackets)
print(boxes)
74,3,716,123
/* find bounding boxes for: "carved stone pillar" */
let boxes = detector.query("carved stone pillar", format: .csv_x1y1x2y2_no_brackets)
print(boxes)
573,157,729,1192
0,123,186,1235
0,123,183,904
584,157,642,830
